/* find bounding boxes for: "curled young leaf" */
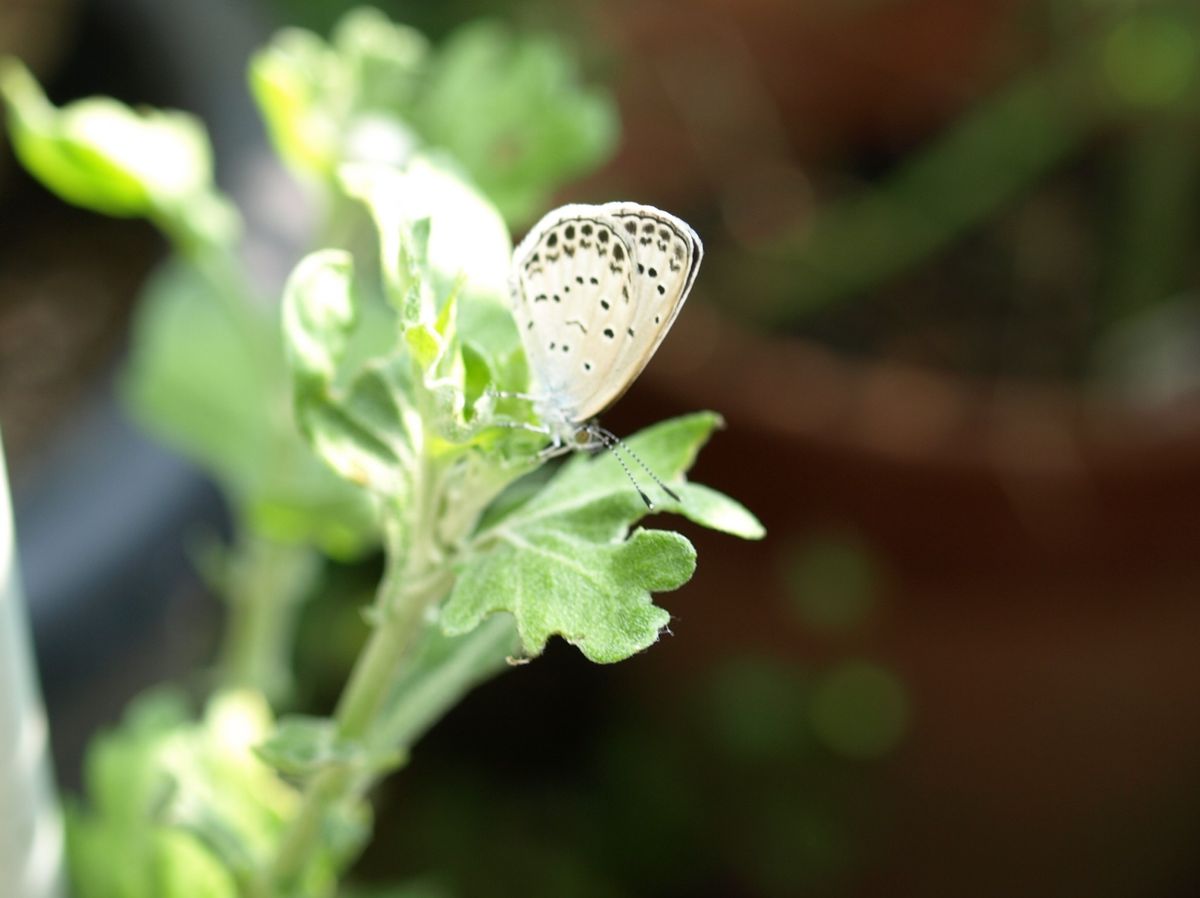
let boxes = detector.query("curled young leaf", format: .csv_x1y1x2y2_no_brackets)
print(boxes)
0,58,238,251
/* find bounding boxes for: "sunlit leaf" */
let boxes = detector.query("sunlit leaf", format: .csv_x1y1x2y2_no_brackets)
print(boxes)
444,413,764,662
0,57,238,251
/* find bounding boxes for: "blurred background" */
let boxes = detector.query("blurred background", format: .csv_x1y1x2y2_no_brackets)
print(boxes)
5,0,1200,895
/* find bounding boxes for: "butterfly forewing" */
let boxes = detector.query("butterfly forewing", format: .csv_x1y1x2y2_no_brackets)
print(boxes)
511,202,702,427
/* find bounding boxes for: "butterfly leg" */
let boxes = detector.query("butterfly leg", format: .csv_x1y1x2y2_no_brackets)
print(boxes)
490,419,552,438
537,435,573,461
484,389,547,403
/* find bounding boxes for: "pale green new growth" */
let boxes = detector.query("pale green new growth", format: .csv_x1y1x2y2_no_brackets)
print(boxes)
0,57,238,252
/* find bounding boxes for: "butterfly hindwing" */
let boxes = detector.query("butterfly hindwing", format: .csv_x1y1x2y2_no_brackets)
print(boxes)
604,205,702,409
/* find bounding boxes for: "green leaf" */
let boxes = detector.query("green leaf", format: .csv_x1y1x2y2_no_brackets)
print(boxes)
154,830,239,898
340,156,511,311
332,7,430,113
283,249,417,502
248,26,345,179
1,57,238,251
125,260,375,556
283,250,359,388
255,716,358,778
280,248,537,576
415,21,619,224
671,482,766,540
447,526,694,663
155,692,303,876
249,9,430,182
443,413,763,662
249,8,617,226
67,690,352,898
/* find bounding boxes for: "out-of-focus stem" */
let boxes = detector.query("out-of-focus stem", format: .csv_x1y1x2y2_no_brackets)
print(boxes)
0,427,65,898
216,534,320,705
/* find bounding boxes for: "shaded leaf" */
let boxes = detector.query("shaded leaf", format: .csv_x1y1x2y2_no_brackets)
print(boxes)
125,260,375,556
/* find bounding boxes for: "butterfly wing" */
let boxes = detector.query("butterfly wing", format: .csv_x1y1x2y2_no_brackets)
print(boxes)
599,203,703,413
511,205,639,426
511,202,702,427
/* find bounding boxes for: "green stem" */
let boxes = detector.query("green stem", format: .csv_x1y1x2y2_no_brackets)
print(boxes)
374,613,519,751
265,565,448,893
265,458,450,895
332,566,443,742
217,535,319,704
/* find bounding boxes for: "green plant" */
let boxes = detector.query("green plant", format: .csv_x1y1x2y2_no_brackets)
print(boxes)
1,7,762,897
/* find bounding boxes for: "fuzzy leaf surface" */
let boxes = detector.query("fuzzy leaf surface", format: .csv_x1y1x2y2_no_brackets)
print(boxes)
442,413,764,662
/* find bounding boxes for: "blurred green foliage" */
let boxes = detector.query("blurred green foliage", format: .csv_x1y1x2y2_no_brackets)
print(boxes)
695,1,1200,390
251,8,617,224
782,533,880,635
67,691,363,898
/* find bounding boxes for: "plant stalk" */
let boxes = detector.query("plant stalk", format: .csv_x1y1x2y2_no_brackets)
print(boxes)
217,535,319,704
264,456,450,895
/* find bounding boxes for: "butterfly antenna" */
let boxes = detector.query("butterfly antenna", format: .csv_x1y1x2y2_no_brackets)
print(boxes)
597,426,682,504
592,428,655,509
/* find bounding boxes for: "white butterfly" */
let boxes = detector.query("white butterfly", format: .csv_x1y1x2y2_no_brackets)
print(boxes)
505,202,703,506
510,202,702,436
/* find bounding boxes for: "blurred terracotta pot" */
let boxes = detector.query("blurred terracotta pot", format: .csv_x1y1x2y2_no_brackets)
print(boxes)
591,0,1034,206
610,304,1200,897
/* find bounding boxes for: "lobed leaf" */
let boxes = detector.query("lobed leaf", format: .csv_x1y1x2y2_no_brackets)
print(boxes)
443,413,765,663
444,526,694,663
